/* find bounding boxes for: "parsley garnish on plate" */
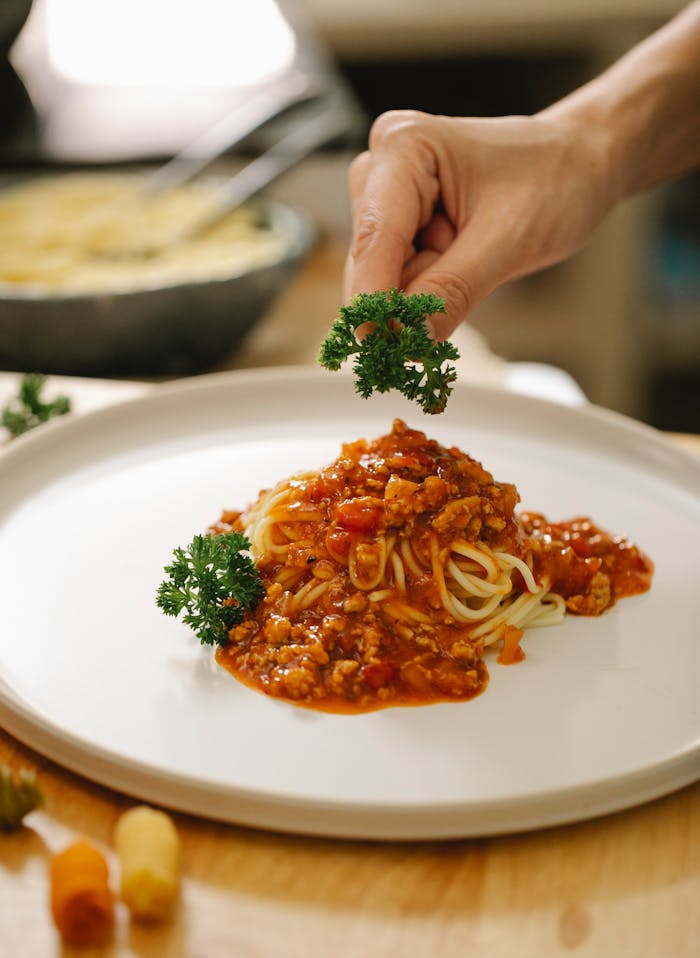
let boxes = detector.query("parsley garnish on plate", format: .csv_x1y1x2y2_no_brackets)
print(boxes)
156,532,264,647
1,373,71,438
318,289,460,414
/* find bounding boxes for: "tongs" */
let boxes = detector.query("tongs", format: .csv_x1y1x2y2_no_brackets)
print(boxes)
152,96,347,249
92,76,348,257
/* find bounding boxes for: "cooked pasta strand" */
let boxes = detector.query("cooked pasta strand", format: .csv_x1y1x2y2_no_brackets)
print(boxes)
389,550,407,593
290,578,330,612
451,541,500,579
382,600,432,624
399,537,425,577
494,551,540,593
446,559,511,597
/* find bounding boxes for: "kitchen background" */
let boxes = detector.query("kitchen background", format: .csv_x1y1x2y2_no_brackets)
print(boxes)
2,0,698,430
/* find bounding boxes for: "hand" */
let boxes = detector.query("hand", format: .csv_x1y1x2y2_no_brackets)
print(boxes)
344,109,616,340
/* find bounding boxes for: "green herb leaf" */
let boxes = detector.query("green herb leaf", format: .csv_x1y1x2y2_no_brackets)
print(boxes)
318,290,460,414
156,531,264,647
1,373,71,438
0,766,45,830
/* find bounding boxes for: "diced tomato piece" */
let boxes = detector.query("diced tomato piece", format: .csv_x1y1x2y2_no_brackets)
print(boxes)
326,528,352,559
569,536,594,558
335,498,382,533
361,663,397,690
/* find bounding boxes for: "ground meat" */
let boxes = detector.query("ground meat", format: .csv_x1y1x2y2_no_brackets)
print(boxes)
565,571,612,616
213,420,651,713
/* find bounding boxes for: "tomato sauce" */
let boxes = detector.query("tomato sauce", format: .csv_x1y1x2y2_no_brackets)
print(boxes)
520,513,654,616
212,421,653,713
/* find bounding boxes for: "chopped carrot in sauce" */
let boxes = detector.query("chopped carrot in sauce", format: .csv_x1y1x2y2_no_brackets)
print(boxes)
497,625,526,665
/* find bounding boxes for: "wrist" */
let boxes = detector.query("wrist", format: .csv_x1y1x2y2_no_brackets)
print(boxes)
540,4,700,205
536,98,620,218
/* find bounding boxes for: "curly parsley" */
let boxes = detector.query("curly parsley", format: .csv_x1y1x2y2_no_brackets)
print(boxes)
318,289,460,414
1,373,71,438
156,531,264,647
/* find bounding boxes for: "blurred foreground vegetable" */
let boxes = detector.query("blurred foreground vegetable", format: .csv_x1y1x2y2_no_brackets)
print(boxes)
50,840,114,946
1,373,71,438
0,765,45,829
115,805,181,920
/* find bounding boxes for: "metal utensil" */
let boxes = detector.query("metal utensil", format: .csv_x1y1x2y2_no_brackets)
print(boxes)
158,99,346,246
141,71,315,196
91,88,345,258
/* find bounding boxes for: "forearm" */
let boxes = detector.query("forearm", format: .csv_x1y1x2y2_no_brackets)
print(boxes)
542,2,700,204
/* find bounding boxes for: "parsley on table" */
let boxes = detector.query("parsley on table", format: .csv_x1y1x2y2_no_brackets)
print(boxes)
1,373,71,438
156,531,264,647
318,289,460,414
0,766,45,830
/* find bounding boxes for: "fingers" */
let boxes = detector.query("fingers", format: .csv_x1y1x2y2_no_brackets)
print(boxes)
343,109,604,341
343,111,486,338
404,262,477,340
404,212,515,339
401,249,440,287
343,111,440,300
415,212,456,254
344,111,520,340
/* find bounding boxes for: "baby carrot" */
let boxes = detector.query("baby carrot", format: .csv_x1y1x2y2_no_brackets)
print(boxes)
50,840,114,946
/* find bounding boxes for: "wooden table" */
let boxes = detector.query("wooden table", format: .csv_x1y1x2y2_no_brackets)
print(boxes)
1,247,699,957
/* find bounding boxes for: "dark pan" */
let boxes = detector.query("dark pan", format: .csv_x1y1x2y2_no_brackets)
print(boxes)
0,198,315,377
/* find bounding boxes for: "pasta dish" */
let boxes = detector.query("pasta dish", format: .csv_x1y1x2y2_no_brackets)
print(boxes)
211,420,653,712
0,173,289,294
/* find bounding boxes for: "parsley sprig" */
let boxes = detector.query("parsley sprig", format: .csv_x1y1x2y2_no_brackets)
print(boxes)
156,531,264,647
318,289,460,414
0,766,45,830
1,373,71,438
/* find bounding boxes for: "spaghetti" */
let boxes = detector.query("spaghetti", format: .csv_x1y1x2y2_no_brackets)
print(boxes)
0,173,288,294
212,420,653,712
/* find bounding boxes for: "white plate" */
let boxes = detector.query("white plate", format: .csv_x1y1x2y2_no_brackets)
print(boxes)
1,367,699,840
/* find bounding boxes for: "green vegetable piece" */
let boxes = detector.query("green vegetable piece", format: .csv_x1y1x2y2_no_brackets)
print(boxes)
318,289,460,414
1,373,71,438
156,531,264,647
0,766,45,829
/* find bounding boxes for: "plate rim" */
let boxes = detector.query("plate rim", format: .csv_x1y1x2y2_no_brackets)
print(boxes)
1,678,698,840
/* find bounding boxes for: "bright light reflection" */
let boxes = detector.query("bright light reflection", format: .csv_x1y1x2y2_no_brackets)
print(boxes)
44,0,296,88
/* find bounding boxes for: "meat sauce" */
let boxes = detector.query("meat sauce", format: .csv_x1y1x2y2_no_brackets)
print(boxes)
213,421,653,713
521,513,654,616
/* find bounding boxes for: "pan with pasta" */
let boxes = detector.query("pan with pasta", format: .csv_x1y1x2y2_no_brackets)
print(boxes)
0,173,314,376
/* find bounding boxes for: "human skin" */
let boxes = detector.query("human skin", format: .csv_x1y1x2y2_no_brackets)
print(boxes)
344,2,700,340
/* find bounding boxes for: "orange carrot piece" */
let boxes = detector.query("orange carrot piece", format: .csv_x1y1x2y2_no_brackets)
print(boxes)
50,840,114,946
497,625,526,665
